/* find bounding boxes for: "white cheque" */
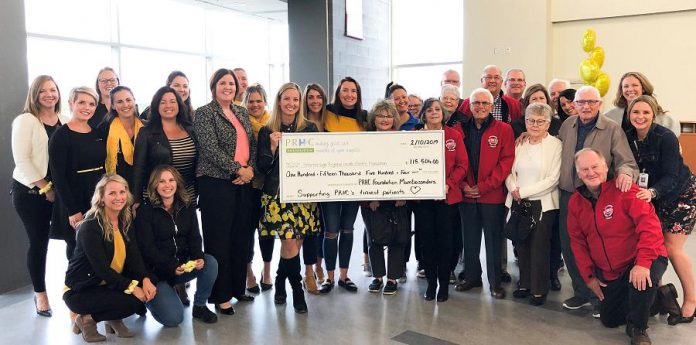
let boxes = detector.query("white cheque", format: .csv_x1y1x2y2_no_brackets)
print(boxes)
279,131,446,203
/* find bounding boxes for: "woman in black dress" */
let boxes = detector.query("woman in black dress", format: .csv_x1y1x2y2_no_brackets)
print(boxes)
90,67,119,128
49,86,106,259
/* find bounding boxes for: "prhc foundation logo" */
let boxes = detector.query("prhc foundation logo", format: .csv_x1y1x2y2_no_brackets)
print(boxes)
284,138,314,153
603,205,614,220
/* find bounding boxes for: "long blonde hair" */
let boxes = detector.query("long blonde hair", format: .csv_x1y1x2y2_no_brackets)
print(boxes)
82,174,134,242
267,82,307,133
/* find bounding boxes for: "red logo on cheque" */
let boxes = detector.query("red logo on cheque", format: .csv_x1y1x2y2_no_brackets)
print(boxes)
487,135,499,148
603,205,614,220
445,139,456,151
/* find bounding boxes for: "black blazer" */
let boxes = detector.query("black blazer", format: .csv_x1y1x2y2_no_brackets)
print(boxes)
65,218,152,292
132,124,197,203
134,202,204,284
257,122,318,195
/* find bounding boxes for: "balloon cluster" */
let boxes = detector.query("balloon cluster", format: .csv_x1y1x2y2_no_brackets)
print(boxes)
578,29,610,96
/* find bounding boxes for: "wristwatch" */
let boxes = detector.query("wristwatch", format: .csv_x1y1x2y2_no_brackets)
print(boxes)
648,188,657,199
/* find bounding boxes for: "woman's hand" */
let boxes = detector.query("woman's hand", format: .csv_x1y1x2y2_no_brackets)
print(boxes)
233,166,254,185
195,258,205,270
142,278,157,301
635,188,652,203
45,189,56,203
68,212,84,230
270,131,282,152
175,266,186,276
369,201,380,211
132,286,146,302
515,132,529,146
511,188,521,201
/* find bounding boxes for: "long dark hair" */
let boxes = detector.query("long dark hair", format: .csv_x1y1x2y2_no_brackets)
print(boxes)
149,86,191,128
557,88,577,121
332,76,366,126
166,70,194,118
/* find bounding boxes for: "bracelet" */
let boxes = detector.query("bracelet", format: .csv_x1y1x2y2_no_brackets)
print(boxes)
124,280,139,294
38,182,53,195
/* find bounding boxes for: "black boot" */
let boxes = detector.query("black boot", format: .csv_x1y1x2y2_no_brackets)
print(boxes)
287,255,308,314
274,259,287,305
660,283,695,325
424,270,437,301
437,275,449,302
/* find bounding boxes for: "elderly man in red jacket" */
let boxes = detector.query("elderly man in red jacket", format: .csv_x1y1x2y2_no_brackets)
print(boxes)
454,88,515,299
568,148,667,345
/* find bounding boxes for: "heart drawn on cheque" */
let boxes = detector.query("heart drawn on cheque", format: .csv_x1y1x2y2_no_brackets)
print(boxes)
410,186,422,194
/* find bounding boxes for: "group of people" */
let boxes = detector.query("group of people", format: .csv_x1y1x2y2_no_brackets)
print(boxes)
10,64,694,344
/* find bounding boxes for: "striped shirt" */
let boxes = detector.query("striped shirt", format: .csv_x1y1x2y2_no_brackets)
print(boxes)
169,135,197,202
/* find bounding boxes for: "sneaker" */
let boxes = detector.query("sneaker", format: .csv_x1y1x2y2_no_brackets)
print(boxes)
592,302,601,318
192,305,218,324
362,263,373,277
562,296,591,310
383,281,398,295
368,278,383,293
416,269,426,279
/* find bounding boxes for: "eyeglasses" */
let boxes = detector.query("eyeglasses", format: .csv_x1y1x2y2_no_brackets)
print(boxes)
506,78,525,83
98,78,118,84
574,100,600,106
483,76,502,81
376,114,394,119
471,101,492,107
525,118,548,126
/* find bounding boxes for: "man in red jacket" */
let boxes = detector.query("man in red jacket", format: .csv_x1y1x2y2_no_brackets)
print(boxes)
568,148,667,345
454,88,515,299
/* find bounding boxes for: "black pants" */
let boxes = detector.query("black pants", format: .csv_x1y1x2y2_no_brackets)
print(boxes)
63,286,143,322
198,176,252,303
414,201,455,288
600,257,668,329
461,202,504,289
517,209,557,295
11,180,54,292
362,207,406,280
450,209,462,272
301,234,318,265
549,213,562,274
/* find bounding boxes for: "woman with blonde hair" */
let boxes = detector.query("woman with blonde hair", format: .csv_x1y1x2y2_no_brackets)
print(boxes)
63,174,156,342
257,82,320,313
11,75,70,316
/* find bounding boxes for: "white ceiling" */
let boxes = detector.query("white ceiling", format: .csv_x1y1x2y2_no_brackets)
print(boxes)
188,0,288,22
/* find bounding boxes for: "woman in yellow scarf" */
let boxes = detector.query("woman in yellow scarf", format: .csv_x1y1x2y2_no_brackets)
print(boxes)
99,86,143,189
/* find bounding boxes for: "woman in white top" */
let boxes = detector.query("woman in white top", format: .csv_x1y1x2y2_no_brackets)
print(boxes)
11,75,70,317
505,103,561,306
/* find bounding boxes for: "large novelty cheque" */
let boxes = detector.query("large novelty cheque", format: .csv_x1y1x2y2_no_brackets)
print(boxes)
279,131,445,203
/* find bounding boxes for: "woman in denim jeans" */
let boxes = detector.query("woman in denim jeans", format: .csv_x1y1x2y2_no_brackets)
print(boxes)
319,77,368,293
136,165,218,326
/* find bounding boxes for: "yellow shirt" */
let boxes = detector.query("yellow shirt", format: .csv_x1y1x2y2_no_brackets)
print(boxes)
324,110,363,132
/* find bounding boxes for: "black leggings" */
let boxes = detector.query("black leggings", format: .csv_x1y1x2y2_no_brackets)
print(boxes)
414,201,456,288
247,188,276,264
11,180,53,292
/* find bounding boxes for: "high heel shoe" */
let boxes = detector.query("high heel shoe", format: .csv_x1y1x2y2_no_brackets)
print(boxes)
659,283,695,325
33,296,52,317
105,319,134,338
74,315,106,343
260,273,273,291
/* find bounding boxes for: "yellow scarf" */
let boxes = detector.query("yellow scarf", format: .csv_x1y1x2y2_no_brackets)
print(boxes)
110,228,126,274
106,117,143,174
249,111,270,140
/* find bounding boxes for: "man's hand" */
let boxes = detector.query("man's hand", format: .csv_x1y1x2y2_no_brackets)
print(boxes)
629,265,652,291
616,173,633,192
587,277,606,301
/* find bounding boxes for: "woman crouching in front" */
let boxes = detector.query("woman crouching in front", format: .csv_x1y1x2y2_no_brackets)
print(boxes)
63,174,156,342
136,165,219,325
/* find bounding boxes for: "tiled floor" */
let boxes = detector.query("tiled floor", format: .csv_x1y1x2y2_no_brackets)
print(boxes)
2,216,695,345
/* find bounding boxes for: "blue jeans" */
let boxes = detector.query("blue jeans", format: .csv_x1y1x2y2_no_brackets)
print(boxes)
146,254,218,327
321,201,359,271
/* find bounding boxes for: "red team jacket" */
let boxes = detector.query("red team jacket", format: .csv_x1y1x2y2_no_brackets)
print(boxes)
567,181,667,283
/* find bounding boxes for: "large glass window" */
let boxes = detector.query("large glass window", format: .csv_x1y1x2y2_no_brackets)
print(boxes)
24,0,288,112
391,0,463,100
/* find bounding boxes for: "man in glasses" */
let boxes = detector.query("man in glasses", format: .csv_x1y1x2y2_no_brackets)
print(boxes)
557,85,638,317
504,69,526,102
456,65,522,124
455,88,514,300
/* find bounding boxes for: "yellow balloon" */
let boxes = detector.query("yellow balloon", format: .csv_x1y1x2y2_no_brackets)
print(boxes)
579,58,600,83
590,46,605,68
594,72,611,97
582,28,596,52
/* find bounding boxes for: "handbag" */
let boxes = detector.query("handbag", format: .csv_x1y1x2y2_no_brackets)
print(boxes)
504,200,541,242
365,204,411,246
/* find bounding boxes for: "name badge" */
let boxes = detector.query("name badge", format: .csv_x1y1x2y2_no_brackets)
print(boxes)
638,173,649,188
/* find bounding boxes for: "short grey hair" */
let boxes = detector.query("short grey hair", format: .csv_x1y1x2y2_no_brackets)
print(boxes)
574,147,607,171
440,84,460,98
481,64,502,77
469,87,494,103
574,85,601,101
525,103,553,122
505,68,525,80
548,78,570,90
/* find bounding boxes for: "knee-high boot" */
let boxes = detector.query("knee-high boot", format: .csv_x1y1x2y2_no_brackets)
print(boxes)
287,255,308,314
274,258,287,305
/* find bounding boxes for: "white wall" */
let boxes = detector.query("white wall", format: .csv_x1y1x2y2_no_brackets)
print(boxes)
550,1,696,121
